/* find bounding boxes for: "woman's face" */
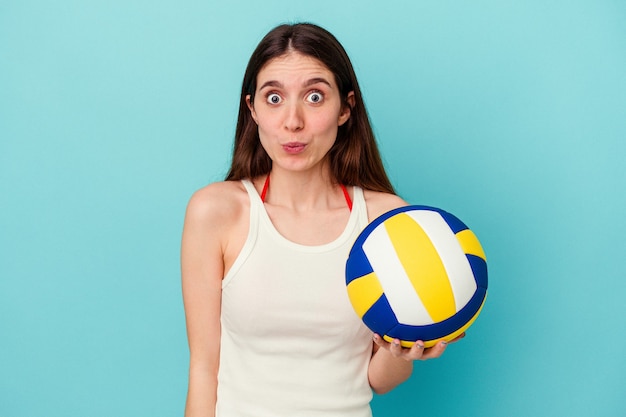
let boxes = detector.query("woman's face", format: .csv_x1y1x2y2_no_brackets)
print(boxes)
247,52,353,175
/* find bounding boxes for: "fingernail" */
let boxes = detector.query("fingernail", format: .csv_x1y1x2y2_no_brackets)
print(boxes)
416,343,424,349
441,341,448,346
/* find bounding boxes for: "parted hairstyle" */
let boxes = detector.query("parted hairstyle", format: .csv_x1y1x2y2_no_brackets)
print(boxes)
225,22,395,194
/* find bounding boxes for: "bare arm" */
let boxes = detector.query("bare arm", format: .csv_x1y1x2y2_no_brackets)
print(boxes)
181,189,228,417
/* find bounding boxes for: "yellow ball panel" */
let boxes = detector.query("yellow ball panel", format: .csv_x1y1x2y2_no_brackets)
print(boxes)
384,213,456,322
455,229,486,261
346,272,384,319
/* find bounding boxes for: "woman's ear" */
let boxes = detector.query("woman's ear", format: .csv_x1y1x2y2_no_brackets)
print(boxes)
246,95,258,124
338,91,355,126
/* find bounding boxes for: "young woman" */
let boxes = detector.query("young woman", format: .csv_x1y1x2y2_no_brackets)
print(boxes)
182,23,454,417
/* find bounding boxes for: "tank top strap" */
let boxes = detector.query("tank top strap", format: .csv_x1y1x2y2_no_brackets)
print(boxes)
350,186,369,229
241,179,263,207
222,179,260,287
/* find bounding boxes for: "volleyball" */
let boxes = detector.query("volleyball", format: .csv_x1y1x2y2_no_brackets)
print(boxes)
345,205,487,348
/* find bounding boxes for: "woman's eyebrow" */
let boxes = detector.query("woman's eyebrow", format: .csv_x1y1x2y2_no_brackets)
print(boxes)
258,80,283,90
304,77,332,88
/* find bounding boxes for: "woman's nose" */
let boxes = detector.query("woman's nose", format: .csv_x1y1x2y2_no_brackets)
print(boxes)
283,102,304,131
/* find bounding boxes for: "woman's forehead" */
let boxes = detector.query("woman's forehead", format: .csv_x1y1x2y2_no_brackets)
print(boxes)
257,52,334,86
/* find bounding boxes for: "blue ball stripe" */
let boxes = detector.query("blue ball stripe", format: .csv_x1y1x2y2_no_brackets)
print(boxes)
362,294,399,336
467,254,488,289
384,288,486,341
435,209,468,234
345,247,373,285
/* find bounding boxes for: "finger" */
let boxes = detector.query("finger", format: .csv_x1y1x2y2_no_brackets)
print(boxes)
390,338,403,357
421,340,448,360
372,333,386,348
406,340,425,360
450,332,466,343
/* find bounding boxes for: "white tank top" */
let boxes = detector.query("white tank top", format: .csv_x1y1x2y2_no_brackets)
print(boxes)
216,179,374,417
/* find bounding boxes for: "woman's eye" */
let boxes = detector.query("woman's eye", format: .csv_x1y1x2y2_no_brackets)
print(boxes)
306,91,324,104
266,93,282,104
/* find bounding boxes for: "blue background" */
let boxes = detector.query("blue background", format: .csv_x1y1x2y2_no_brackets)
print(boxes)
1,1,625,416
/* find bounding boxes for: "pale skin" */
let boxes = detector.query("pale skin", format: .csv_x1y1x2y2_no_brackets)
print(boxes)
182,51,457,417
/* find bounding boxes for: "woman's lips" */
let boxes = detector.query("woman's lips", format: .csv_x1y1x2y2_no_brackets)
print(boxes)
282,142,306,154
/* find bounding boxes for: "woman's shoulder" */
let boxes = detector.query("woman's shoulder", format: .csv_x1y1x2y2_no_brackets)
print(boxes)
185,180,249,225
362,189,409,221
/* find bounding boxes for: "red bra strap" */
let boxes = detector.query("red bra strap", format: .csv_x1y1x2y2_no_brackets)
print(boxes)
340,184,353,212
260,175,352,212
261,174,270,202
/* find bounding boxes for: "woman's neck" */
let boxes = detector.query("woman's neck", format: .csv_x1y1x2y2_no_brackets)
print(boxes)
259,168,347,212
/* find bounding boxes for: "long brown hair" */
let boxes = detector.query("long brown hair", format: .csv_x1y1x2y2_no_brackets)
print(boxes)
225,23,395,194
